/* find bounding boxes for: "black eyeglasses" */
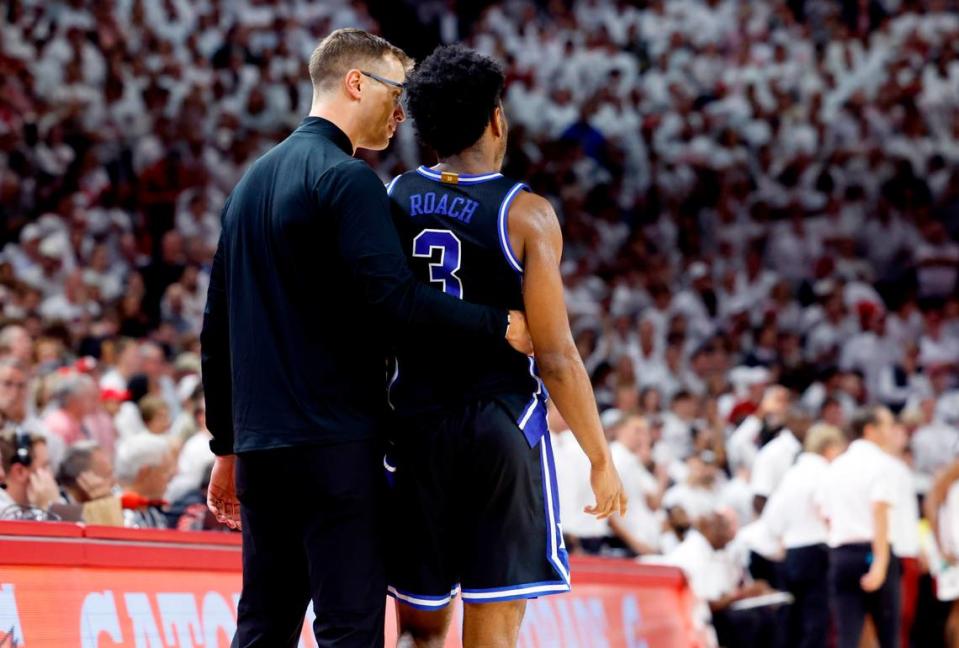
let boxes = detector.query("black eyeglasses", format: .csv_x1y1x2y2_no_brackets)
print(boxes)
361,70,406,105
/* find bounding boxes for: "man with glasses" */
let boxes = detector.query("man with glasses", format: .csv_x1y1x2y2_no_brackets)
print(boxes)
201,29,532,648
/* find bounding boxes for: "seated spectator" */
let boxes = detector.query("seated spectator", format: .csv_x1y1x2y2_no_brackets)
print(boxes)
0,357,64,471
607,414,664,556
139,394,172,436
167,463,232,532
665,511,786,648
42,372,99,447
115,433,176,529
55,440,123,525
0,431,60,520
662,451,722,520
166,400,214,504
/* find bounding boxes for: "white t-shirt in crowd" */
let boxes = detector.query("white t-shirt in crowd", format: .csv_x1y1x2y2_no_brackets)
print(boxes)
550,430,608,539
763,453,830,550
887,456,920,559
915,240,959,298
610,440,661,550
751,430,802,499
727,415,763,471
665,529,740,603
817,439,898,547
663,482,720,521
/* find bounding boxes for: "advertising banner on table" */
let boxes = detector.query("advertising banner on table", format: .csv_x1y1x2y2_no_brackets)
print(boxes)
0,522,708,647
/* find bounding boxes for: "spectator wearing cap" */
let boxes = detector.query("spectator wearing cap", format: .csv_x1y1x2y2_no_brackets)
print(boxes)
763,423,846,648
817,406,901,648
115,433,176,529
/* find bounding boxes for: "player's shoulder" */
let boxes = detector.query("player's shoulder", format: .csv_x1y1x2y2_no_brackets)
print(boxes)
509,188,559,234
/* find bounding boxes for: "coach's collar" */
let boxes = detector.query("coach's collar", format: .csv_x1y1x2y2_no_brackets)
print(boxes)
297,117,353,155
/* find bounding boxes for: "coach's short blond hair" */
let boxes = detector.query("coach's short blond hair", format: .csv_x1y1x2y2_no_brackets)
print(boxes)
309,29,412,93
804,423,845,455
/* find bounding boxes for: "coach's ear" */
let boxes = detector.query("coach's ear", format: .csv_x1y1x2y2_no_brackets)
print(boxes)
344,69,364,101
491,105,506,137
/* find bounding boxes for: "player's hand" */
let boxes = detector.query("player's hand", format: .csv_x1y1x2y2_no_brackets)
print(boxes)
77,470,113,501
207,455,242,531
860,564,886,592
584,460,627,520
506,310,534,356
27,468,59,511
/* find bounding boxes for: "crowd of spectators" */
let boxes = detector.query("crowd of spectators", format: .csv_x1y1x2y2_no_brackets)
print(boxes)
2,0,959,645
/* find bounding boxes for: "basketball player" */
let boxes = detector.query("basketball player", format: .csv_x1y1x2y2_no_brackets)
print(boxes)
385,45,626,647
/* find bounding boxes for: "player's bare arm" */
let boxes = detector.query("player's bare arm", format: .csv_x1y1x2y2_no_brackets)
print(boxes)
508,190,627,520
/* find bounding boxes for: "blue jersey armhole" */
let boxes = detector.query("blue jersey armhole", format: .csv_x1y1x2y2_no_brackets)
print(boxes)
386,175,402,196
498,182,528,274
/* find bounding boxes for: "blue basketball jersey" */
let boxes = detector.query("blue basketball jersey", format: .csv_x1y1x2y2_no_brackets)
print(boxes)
387,166,548,446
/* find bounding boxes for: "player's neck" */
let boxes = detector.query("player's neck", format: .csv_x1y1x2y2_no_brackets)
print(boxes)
434,150,500,177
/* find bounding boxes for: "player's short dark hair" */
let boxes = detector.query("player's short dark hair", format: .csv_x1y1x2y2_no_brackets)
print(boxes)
405,45,505,158
309,29,412,93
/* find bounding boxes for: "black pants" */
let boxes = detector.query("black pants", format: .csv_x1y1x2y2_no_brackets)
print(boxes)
829,543,900,648
784,544,830,648
712,604,789,648
233,441,386,648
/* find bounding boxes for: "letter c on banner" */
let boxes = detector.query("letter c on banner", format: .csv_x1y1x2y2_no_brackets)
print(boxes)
80,590,123,648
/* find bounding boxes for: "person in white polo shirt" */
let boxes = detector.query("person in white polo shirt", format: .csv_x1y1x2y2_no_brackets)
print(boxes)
607,414,664,556
882,415,920,648
817,406,900,648
751,410,808,516
764,423,846,648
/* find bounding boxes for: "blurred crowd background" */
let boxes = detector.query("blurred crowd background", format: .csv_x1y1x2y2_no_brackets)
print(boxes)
3,0,959,645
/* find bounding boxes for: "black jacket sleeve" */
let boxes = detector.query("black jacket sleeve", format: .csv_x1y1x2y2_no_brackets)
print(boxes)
200,196,235,456
323,159,509,339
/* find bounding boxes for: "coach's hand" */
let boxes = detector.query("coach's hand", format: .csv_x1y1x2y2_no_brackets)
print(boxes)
585,460,627,520
208,454,242,530
506,310,534,355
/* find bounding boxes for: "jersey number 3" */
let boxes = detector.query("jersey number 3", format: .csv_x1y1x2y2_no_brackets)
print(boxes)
412,229,463,299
